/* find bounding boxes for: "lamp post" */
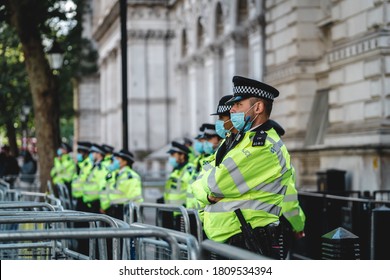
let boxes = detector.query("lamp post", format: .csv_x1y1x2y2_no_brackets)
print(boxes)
120,0,129,150
47,40,65,70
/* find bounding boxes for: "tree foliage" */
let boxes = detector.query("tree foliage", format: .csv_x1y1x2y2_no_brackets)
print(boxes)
0,21,31,154
0,0,97,190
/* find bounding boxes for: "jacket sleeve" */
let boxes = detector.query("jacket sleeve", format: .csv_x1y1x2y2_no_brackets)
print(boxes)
281,168,306,232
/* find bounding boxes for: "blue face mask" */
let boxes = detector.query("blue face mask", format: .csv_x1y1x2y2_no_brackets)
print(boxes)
89,153,95,163
56,148,63,157
231,102,259,132
168,156,179,168
215,119,230,139
231,112,252,132
203,141,215,155
77,153,83,162
108,158,120,171
194,141,204,154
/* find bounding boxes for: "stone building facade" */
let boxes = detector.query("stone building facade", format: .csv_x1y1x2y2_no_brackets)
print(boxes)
75,0,390,191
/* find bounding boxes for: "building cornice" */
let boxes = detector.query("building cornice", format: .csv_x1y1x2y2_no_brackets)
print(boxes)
328,31,390,65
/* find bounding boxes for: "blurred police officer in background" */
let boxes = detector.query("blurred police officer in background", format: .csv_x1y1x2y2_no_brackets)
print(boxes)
100,149,143,220
102,144,115,169
50,142,75,198
71,141,93,212
163,140,194,230
82,144,108,213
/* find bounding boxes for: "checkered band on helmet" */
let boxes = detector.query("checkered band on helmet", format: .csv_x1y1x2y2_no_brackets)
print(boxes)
217,104,232,114
233,85,275,101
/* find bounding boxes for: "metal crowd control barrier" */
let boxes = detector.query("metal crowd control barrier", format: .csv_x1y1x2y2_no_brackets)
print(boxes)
129,202,204,242
1,189,62,210
200,239,272,260
0,228,180,260
131,222,200,260
0,210,184,260
0,211,127,260
136,202,191,233
0,201,56,211
0,179,10,201
54,183,74,210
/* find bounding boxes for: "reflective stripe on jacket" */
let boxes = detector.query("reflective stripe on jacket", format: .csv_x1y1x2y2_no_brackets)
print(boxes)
164,163,193,206
71,157,93,198
82,161,108,203
99,166,143,210
50,154,76,185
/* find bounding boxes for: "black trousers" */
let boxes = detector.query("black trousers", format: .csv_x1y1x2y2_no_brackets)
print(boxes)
226,225,284,260
106,205,124,221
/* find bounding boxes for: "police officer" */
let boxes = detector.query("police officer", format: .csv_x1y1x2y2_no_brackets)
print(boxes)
102,144,115,169
163,140,194,229
212,95,234,139
183,137,196,164
192,75,304,259
100,149,143,220
50,142,76,200
82,144,108,213
192,123,216,175
71,141,93,211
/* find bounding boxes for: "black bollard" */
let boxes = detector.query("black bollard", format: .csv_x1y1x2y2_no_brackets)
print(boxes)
321,227,360,259
371,205,390,260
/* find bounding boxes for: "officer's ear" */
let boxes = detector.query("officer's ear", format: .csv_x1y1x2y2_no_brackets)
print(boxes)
254,100,265,114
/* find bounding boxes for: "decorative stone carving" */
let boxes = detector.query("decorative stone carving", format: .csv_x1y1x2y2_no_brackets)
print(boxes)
127,29,175,40
328,33,387,64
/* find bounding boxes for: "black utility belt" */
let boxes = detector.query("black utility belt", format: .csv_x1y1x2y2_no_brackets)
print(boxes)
253,224,280,235
109,204,124,209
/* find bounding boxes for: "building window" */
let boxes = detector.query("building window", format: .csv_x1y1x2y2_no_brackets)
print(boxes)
304,90,329,146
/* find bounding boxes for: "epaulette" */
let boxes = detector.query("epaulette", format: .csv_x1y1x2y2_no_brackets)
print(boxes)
127,172,133,179
187,165,193,173
252,130,267,147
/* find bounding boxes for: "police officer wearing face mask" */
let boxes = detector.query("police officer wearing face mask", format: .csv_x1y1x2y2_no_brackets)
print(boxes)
50,142,76,201
192,75,305,259
193,124,206,168
100,149,143,219
102,144,115,169
71,141,93,211
163,141,194,229
82,144,109,213
210,95,237,166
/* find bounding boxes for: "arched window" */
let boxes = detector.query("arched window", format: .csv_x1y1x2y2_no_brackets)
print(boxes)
215,2,223,38
181,29,188,57
237,0,248,26
197,17,205,48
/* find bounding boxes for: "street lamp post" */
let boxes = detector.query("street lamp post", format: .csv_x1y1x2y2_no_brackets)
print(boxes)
120,0,129,150
47,40,65,70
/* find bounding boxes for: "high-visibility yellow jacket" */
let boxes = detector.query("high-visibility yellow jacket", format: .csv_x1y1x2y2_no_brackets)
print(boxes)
71,157,93,198
281,168,306,232
164,162,194,206
82,161,108,203
192,121,295,243
99,166,143,210
50,154,76,185
187,153,215,209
